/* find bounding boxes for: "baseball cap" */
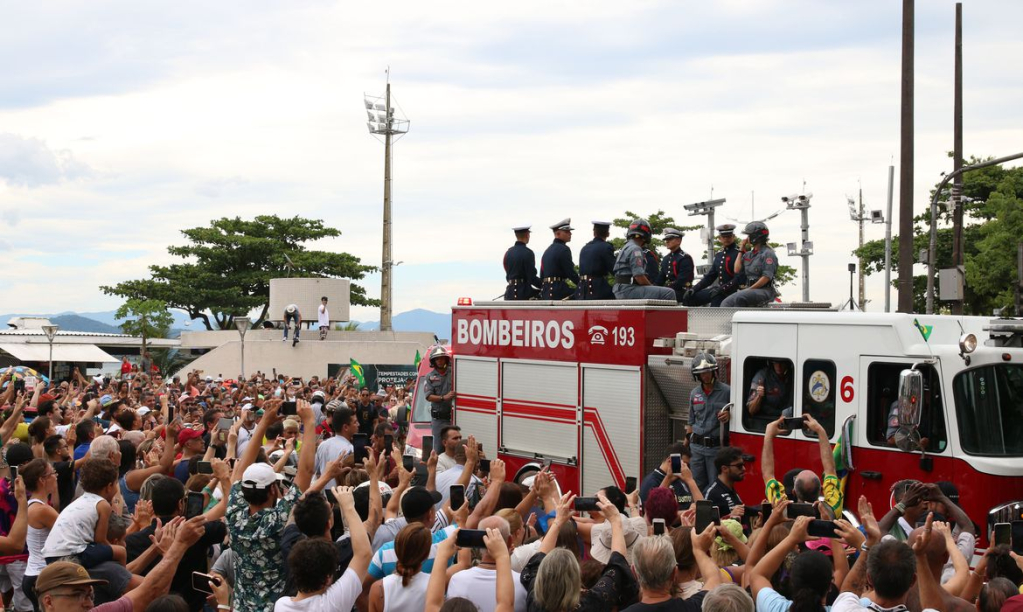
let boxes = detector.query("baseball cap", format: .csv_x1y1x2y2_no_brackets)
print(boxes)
400,486,442,518
178,428,203,445
34,562,107,594
137,406,152,416
99,394,115,407
241,463,285,490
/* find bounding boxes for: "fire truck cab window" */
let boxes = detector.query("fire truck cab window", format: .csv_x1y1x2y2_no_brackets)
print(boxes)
954,364,1023,456
866,362,947,453
742,357,795,433
802,359,836,438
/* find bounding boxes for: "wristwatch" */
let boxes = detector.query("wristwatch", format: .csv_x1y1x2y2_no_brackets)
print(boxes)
860,542,871,553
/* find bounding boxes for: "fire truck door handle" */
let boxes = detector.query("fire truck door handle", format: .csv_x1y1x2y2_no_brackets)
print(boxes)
860,471,883,480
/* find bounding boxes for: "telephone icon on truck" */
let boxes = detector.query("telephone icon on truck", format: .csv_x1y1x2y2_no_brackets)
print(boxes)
588,325,609,345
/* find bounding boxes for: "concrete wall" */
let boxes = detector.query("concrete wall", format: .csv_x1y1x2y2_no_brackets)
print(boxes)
179,329,436,350
176,337,434,380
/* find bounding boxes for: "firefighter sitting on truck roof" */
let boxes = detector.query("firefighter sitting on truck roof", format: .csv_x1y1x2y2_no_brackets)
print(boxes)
687,352,732,492
639,442,703,511
720,221,779,307
746,359,794,429
503,225,541,300
612,218,677,301
574,220,615,300
762,413,843,517
424,346,455,444
683,224,741,307
655,227,695,302
540,218,580,300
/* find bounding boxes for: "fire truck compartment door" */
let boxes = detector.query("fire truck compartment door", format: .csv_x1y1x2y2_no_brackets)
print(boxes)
582,364,641,495
453,356,498,459
500,360,579,462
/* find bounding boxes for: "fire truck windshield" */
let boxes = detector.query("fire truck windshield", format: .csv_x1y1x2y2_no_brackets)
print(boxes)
954,363,1023,456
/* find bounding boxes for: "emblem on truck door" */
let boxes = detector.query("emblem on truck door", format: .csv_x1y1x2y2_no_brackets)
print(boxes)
809,370,830,403
588,325,609,345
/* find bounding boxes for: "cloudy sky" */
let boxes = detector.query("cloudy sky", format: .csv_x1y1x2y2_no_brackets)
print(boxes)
2,0,1021,323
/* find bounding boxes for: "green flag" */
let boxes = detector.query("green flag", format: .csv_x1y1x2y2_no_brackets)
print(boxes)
414,350,421,369
349,358,365,388
913,318,933,342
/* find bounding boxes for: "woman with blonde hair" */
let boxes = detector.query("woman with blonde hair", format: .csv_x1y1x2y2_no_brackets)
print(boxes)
369,522,432,612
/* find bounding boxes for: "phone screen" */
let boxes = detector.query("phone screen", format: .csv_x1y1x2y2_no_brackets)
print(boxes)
625,476,637,495
383,434,393,456
421,436,433,459
282,400,297,416
653,519,666,535
218,417,233,430
478,458,491,474
353,434,369,462
995,523,1012,546
9,466,17,483
574,497,600,512
783,417,806,432
196,461,213,475
807,519,839,539
455,529,487,548
450,485,465,510
786,502,816,519
402,455,414,472
186,492,205,519
670,453,682,473
192,572,218,595
1011,521,1023,555
695,500,717,533
325,489,338,505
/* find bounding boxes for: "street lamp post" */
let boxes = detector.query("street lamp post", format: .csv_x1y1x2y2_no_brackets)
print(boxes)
41,324,59,382
235,318,251,380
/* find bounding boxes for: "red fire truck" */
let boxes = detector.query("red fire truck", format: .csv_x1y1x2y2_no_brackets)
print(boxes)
410,301,1023,540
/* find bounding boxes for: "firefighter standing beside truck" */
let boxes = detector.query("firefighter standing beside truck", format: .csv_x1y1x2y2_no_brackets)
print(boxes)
503,225,541,300
656,227,695,302
687,352,731,491
424,346,455,443
540,218,579,300
720,221,778,307
612,218,677,301
683,224,741,307
574,220,616,300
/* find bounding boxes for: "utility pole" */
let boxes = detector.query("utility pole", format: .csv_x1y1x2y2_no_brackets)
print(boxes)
951,2,965,315
365,74,409,331
683,198,727,272
897,0,916,313
884,164,895,312
784,193,813,302
848,190,869,310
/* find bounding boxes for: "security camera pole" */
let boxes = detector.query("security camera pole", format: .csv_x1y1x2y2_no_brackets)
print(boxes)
783,194,813,302
682,198,726,271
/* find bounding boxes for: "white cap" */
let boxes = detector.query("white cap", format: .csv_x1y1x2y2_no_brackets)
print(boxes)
241,463,285,490
512,224,531,232
241,402,254,411
550,218,574,231
137,406,152,416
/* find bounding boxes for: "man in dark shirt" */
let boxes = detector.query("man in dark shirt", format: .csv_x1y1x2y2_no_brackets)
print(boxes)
279,491,354,597
540,218,579,300
639,443,702,511
125,473,227,611
43,435,77,512
702,446,746,523
353,388,377,436
503,225,541,300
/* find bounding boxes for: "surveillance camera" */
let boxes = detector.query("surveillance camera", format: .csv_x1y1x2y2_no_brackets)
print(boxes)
781,196,790,202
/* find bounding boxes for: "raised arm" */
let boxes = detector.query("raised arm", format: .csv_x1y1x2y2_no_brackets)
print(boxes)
539,493,576,555
123,516,205,610
761,417,782,484
0,393,27,445
751,516,812,599
336,486,372,578
295,399,317,491
596,491,626,557
484,528,515,612
0,479,28,555
232,401,279,481
805,414,836,476
840,496,882,596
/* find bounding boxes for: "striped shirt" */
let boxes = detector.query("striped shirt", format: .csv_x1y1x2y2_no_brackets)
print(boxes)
367,525,457,580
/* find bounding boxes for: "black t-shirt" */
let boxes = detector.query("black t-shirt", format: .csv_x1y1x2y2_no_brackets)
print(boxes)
52,460,76,512
621,593,706,612
125,517,228,611
702,479,743,520
279,523,354,597
354,401,376,435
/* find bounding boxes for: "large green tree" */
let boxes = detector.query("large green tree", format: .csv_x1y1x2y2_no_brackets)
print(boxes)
103,215,378,329
854,156,1023,314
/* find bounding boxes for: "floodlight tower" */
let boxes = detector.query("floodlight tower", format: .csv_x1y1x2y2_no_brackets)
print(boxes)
782,193,813,302
365,72,410,332
682,198,726,272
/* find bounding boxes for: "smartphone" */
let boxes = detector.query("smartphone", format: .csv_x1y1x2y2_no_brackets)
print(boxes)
383,434,393,456
186,491,205,519
282,400,297,416
670,453,682,474
325,489,338,505
292,380,302,387
994,522,1011,546
421,436,433,459
218,417,233,430
478,458,491,474
456,529,488,548
478,444,483,454
787,502,817,519
353,433,369,461
9,466,17,483
653,518,666,535
542,457,553,471
191,571,221,595
574,497,600,512
1011,521,1023,555
450,484,466,511
402,455,414,472
783,417,806,432
807,519,839,539
625,476,638,495
196,461,213,475
695,500,720,533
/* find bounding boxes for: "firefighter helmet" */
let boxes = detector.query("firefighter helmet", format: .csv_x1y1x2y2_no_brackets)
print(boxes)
743,221,770,245
627,218,652,242
428,345,451,367
691,352,719,381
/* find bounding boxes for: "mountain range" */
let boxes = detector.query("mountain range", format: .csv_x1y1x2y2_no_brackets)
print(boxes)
1,308,452,340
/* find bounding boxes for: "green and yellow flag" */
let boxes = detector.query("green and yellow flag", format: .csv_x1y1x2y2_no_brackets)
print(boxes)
414,350,422,370
349,358,365,388
913,318,933,342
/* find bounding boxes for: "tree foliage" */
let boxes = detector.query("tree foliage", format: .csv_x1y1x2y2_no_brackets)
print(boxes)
102,215,378,330
854,156,1023,314
115,298,174,356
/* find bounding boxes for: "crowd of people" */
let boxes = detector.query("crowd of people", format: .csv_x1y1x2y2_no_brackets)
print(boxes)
0,363,1020,612
502,218,778,308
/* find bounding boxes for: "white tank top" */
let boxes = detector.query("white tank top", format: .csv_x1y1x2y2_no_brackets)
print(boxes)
382,571,430,612
25,499,50,576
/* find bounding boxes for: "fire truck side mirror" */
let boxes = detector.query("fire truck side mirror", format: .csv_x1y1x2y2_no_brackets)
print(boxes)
897,368,924,430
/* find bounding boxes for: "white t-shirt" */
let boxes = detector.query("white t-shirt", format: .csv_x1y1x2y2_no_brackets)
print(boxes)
446,565,528,612
274,567,361,612
317,305,330,327
830,592,937,612
315,435,355,488
42,492,103,558
436,452,457,474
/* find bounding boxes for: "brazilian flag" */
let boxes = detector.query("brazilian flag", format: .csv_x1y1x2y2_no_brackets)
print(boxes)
350,358,365,388
414,350,422,369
